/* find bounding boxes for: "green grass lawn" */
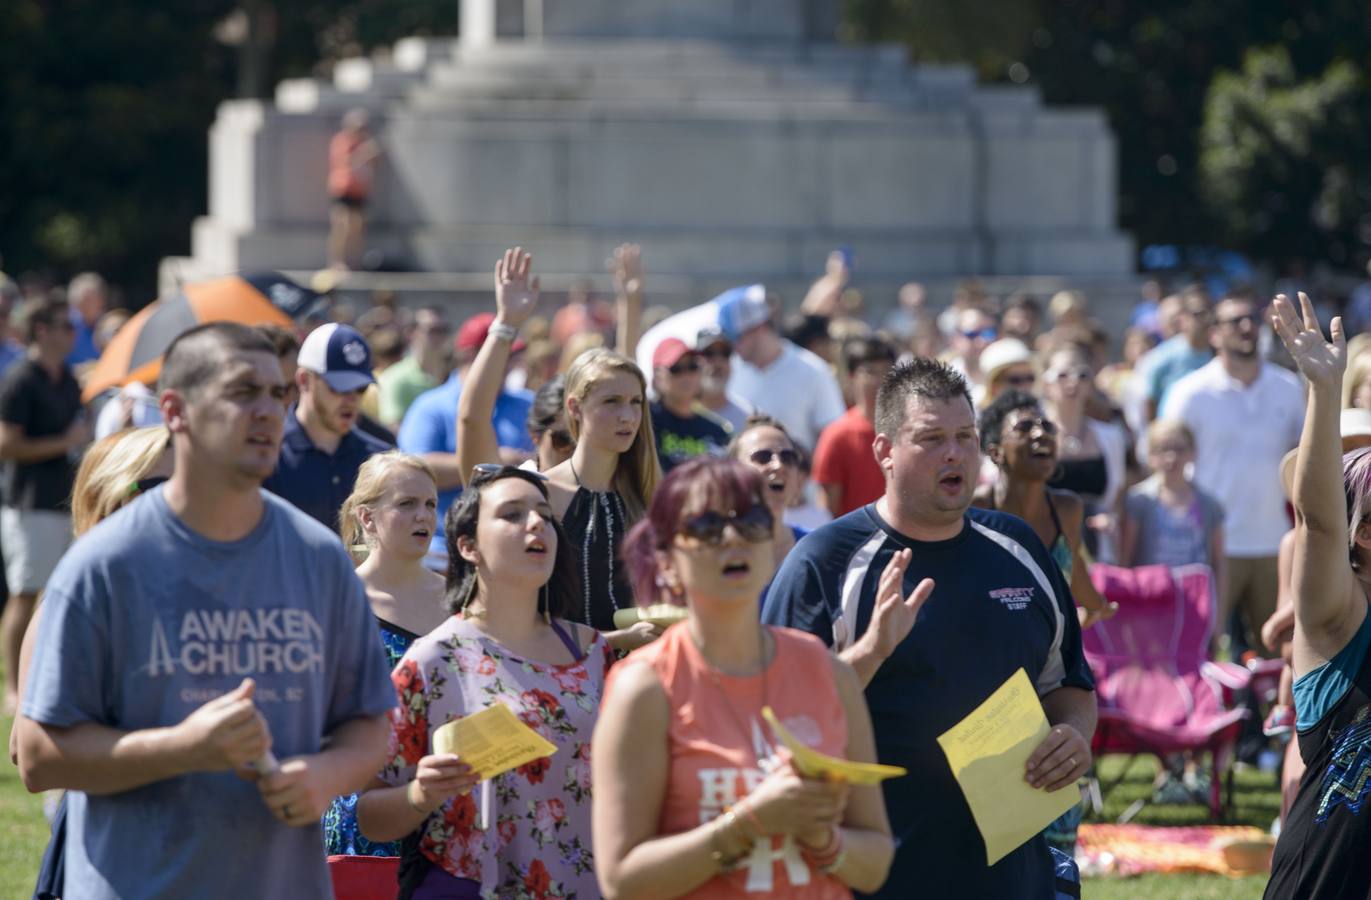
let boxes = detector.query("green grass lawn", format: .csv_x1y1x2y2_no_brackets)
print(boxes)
0,711,1280,899
1,713,47,900
1081,754,1279,899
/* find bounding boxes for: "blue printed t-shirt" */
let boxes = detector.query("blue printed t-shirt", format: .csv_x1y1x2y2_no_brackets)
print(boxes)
761,503,1094,900
396,372,534,555
22,488,396,900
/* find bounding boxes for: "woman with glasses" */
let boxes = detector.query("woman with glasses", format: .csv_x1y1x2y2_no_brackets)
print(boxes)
730,415,807,570
357,464,609,900
975,391,1115,631
13,425,172,900
1040,342,1127,562
594,457,894,898
324,451,448,858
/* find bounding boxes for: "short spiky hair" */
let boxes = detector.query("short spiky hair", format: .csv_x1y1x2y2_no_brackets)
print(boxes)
160,322,277,398
874,357,974,438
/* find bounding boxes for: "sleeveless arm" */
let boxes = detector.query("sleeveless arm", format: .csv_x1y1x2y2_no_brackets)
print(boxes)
592,661,745,900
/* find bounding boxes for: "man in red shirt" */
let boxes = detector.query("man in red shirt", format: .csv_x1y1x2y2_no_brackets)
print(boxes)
812,337,896,517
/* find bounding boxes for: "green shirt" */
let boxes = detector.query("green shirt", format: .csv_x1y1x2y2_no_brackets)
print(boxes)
378,355,438,425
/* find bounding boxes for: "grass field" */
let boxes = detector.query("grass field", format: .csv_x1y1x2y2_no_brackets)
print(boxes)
0,711,1278,899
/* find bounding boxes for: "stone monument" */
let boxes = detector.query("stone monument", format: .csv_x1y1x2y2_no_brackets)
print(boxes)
171,0,1135,308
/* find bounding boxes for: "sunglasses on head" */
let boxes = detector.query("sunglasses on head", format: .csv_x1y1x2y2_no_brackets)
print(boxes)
470,463,549,486
1044,365,1091,384
678,504,774,545
748,448,799,467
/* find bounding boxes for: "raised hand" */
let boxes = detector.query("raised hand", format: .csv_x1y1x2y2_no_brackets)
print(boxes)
859,549,934,662
608,243,644,297
494,247,540,329
1271,292,1345,389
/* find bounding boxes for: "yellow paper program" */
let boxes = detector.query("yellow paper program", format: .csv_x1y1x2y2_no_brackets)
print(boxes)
431,703,558,781
935,667,1080,865
761,706,906,785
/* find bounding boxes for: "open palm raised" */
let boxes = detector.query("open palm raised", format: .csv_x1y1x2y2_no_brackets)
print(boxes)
494,246,541,328
1271,292,1345,389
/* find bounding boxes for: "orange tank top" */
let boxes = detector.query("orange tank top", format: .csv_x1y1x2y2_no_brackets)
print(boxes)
617,623,851,899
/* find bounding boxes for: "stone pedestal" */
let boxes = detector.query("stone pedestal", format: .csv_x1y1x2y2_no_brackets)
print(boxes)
176,2,1134,300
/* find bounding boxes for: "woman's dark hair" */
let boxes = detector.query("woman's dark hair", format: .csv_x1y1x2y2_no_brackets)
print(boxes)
622,457,770,606
978,389,1043,453
442,467,579,619
526,375,566,440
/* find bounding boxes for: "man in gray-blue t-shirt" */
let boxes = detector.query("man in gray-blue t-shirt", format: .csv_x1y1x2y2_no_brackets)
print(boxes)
16,323,396,900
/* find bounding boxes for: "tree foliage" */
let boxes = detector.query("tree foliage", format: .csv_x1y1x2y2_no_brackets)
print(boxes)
1201,48,1367,267
0,1,452,302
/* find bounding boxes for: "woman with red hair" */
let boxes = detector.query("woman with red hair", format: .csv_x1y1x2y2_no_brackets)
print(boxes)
592,457,894,899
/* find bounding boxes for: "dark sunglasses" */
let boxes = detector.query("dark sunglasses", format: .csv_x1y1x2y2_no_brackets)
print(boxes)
678,504,774,545
470,463,549,485
1008,417,1059,436
748,448,799,467
1001,372,1037,387
127,475,169,498
668,359,701,375
960,327,997,341
699,346,732,360
1217,313,1258,328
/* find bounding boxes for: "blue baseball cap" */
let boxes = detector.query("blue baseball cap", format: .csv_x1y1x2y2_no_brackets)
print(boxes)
714,284,770,342
296,323,375,393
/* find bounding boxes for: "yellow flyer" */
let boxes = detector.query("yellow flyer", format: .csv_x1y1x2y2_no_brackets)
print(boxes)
612,604,689,630
935,668,1080,865
431,703,558,781
761,706,906,785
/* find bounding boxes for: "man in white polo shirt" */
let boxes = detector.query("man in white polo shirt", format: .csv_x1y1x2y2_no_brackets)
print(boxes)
720,285,845,453
1161,294,1303,657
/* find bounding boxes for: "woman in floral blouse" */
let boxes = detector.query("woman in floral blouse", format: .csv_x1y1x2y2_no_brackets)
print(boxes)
357,465,611,899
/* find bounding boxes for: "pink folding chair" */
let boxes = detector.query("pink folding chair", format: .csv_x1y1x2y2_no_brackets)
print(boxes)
1084,563,1251,819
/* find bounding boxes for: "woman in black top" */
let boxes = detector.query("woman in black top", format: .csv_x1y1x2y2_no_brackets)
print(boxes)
544,347,662,652
1265,293,1371,899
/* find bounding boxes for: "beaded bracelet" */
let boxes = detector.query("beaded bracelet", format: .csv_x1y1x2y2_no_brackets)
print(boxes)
708,810,752,871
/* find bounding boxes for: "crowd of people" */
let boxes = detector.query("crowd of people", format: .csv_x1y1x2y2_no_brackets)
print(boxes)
3,243,1371,900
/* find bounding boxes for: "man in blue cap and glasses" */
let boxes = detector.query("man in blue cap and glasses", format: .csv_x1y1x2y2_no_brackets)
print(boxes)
264,323,390,530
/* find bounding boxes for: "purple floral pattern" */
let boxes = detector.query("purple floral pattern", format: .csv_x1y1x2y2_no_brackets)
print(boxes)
381,617,610,899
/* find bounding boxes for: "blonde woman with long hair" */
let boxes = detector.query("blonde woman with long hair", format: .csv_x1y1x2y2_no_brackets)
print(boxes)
326,450,448,858
13,425,172,899
544,347,662,651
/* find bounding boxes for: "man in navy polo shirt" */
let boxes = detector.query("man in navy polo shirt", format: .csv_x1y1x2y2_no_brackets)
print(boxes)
264,323,389,530
762,357,1096,899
